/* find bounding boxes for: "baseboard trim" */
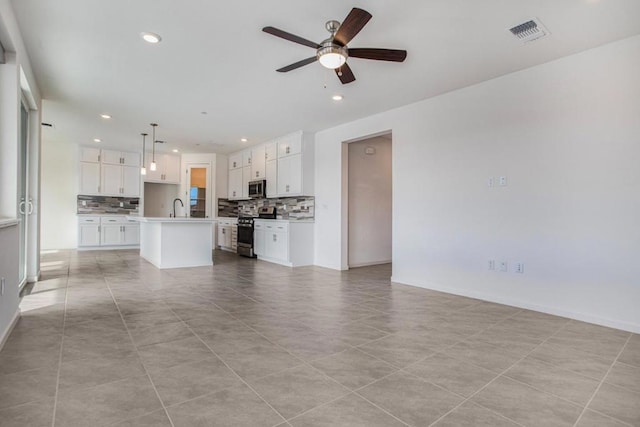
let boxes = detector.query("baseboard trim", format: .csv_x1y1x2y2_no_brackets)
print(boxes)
390,276,640,334
0,310,20,351
349,259,392,268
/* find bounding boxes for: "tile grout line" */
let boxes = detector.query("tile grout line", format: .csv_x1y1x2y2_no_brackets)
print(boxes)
104,272,177,427
572,333,633,427
423,310,588,427
50,257,70,427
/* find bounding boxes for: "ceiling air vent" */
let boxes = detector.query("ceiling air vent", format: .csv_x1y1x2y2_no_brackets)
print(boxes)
509,18,549,43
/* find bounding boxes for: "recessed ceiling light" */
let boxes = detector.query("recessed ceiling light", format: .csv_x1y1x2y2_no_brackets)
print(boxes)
141,32,162,44
240,138,248,142
332,94,344,101
93,138,101,143
172,149,179,153
100,114,111,119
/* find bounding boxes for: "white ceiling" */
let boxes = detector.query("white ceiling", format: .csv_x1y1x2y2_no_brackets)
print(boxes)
12,0,640,154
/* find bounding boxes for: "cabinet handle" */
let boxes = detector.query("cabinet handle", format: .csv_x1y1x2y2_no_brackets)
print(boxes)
98,226,101,232
98,154,101,162
273,234,277,242
248,158,251,164
233,161,236,168
285,146,290,154
98,185,101,193
256,171,259,177
286,184,290,192
265,153,268,160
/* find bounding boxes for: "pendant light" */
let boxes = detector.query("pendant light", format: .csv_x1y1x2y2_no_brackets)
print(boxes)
150,123,158,171
140,133,148,175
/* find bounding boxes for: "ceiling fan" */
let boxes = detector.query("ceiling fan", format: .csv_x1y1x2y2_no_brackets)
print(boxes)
263,7,407,84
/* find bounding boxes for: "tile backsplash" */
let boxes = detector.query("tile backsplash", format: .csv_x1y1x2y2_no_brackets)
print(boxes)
218,197,314,220
77,195,139,215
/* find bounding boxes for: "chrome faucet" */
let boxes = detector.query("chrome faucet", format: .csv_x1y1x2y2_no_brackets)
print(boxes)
173,198,184,218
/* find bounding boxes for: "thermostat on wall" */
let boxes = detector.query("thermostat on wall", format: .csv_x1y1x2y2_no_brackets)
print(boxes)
365,146,376,155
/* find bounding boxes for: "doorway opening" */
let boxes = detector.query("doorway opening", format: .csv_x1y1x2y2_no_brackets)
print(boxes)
346,132,392,269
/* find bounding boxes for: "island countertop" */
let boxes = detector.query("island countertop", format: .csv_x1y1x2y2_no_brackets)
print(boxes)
127,216,217,223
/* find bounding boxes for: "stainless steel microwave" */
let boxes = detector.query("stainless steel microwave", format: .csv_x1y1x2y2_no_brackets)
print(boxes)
248,180,266,198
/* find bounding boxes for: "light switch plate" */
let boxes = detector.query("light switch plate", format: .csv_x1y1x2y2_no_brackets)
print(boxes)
499,176,507,186
499,261,508,272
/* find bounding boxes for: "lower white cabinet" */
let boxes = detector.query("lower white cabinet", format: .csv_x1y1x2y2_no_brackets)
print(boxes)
217,218,237,251
78,215,140,248
253,220,313,267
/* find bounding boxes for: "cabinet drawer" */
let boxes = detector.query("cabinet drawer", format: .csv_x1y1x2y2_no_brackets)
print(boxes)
254,223,265,230
263,222,288,233
100,216,127,224
78,216,101,224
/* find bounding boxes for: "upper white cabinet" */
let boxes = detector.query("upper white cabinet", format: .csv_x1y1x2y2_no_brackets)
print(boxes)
229,153,242,170
79,147,141,197
251,145,266,180
144,154,181,184
226,131,313,200
102,149,140,167
79,161,101,194
80,147,101,163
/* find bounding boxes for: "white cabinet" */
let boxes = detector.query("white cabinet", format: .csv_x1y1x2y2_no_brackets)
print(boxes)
251,145,266,180
242,167,251,199
79,162,101,195
265,160,277,198
79,147,141,197
277,154,302,196
80,147,101,163
228,168,243,200
265,143,277,162
242,150,252,168
78,216,101,247
277,135,302,158
229,153,242,170
253,220,314,267
144,154,181,184
101,164,140,196
217,219,237,251
78,216,139,248
102,150,141,167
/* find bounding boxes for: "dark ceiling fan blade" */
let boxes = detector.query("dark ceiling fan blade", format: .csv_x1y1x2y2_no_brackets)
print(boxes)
333,8,372,46
335,63,356,84
349,48,407,62
276,56,318,72
262,26,320,49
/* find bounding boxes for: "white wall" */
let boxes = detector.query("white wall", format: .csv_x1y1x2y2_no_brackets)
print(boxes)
348,136,392,267
143,183,180,217
40,140,78,249
314,35,640,333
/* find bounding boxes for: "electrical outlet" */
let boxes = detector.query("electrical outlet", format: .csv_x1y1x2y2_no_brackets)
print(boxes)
487,177,494,188
488,260,495,271
499,176,507,187
515,262,524,274
120,202,124,207
82,200,87,206
499,261,508,272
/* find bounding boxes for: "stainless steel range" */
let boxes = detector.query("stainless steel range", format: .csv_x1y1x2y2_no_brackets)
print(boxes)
236,216,256,258
237,207,277,258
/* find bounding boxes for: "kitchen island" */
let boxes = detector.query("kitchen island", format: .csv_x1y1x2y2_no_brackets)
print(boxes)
127,217,217,269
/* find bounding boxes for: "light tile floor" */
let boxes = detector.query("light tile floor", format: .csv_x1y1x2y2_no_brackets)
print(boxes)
0,249,639,427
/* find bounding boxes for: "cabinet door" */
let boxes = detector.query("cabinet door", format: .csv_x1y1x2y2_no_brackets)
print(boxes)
251,146,266,180
79,162,101,194
101,224,122,246
228,168,243,199
228,153,242,170
278,135,301,158
277,157,290,196
265,229,288,261
101,149,122,165
217,225,225,247
101,164,122,195
287,154,302,195
121,151,141,167
78,224,100,246
242,167,251,199
242,150,252,168
265,143,277,162
122,166,140,196
265,160,277,198
80,147,101,163
122,225,140,245
163,154,181,183
254,228,265,256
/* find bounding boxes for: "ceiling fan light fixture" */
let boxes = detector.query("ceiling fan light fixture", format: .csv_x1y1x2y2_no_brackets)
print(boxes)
317,45,347,69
